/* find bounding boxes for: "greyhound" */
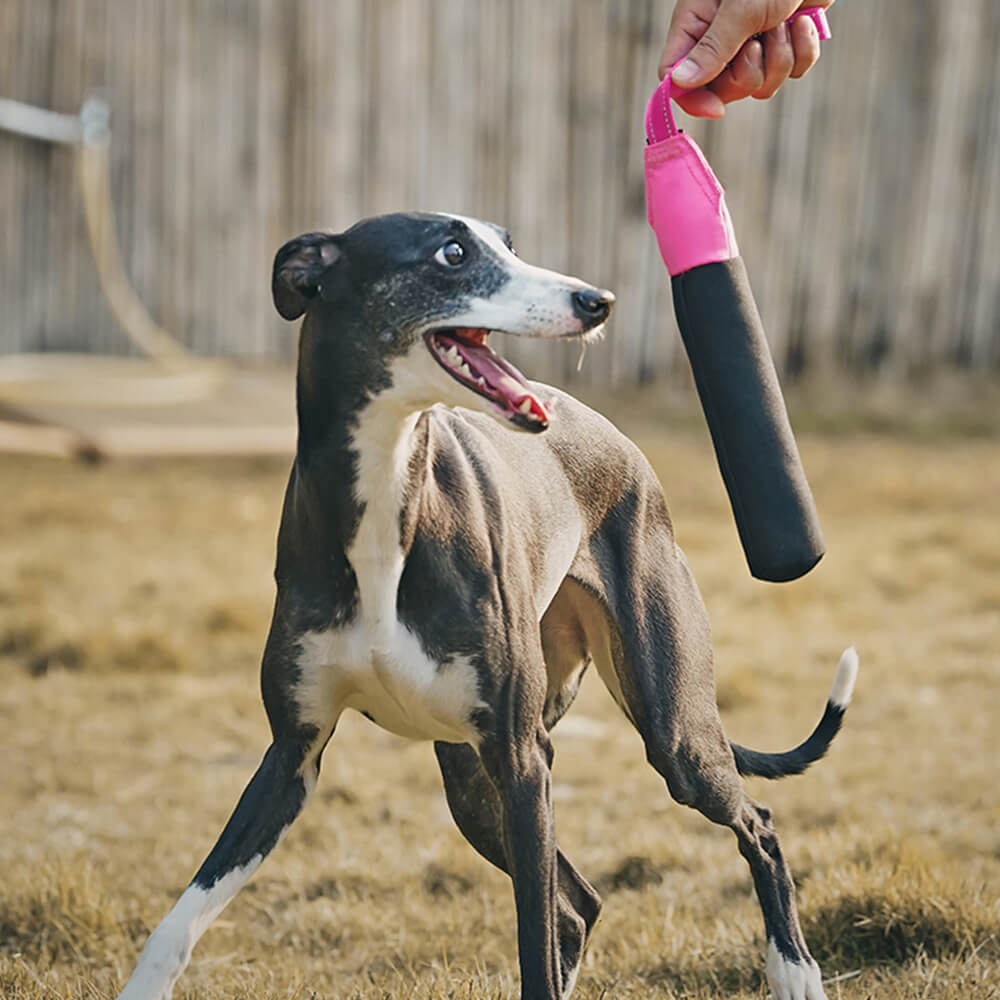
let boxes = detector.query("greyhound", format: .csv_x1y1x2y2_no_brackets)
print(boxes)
115,212,857,1000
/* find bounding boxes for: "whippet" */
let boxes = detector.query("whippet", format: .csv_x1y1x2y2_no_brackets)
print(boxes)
115,211,857,1000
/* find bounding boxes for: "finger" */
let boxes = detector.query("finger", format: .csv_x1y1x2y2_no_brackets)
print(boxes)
673,87,727,119
753,21,795,100
788,12,821,78
658,3,716,81
708,38,765,105
669,7,763,90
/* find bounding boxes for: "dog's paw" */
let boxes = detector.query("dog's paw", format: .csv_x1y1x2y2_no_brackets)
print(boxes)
765,941,828,1000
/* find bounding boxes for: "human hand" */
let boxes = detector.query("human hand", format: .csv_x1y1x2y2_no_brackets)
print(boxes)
658,1,834,118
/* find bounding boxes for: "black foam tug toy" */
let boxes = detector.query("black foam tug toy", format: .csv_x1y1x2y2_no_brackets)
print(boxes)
644,7,831,583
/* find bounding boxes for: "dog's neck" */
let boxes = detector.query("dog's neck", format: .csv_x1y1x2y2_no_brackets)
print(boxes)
286,314,428,600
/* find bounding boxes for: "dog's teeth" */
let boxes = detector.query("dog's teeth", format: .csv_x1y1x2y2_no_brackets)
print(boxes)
518,399,532,415
476,377,487,387
459,363,473,378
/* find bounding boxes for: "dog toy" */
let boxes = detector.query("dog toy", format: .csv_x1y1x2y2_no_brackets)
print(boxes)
644,6,830,582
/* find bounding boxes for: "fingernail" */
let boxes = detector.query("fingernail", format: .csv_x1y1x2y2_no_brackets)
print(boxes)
671,58,699,85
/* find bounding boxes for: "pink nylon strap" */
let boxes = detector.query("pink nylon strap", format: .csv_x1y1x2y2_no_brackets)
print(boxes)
644,6,832,144
643,6,831,275
644,133,739,274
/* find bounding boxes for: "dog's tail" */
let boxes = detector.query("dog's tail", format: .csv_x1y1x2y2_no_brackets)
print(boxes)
730,647,859,780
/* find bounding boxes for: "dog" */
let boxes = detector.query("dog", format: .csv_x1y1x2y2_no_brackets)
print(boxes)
115,212,857,1000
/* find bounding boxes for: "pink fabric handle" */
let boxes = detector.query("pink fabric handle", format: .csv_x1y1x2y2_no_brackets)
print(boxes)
644,5,830,274
645,6,832,144
645,134,739,275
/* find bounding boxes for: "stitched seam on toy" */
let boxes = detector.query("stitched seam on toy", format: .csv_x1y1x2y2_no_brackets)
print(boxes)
661,87,676,138
680,152,722,208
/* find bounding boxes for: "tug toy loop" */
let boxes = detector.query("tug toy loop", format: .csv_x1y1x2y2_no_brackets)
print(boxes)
645,6,832,144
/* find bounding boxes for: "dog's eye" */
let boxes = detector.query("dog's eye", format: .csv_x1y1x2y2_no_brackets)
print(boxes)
435,241,466,268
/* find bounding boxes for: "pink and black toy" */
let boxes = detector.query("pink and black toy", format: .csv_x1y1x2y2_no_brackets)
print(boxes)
645,7,831,583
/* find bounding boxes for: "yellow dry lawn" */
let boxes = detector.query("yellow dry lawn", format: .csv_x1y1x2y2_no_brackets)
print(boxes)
1,413,998,999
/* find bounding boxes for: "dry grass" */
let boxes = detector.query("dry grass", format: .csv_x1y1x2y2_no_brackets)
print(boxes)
1,407,998,999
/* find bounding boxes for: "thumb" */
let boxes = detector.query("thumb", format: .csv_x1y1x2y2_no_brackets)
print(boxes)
669,11,756,88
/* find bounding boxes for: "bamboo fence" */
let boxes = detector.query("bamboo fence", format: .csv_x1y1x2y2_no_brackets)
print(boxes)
1,0,998,386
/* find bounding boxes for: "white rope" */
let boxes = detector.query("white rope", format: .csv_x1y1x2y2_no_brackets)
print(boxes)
0,97,83,144
0,95,225,409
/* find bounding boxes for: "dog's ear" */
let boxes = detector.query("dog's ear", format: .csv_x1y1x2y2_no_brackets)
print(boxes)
272,232,343,321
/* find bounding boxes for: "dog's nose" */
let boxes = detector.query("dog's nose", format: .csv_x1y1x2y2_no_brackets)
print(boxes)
572,287,615,323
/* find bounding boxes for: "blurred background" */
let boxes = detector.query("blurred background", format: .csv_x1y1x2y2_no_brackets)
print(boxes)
1,3,999,999
1,0,998,402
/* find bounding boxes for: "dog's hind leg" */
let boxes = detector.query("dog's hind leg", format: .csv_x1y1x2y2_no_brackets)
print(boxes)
584,524,828,998
436,742,601,998
616,647,826,996
732,798,828,1000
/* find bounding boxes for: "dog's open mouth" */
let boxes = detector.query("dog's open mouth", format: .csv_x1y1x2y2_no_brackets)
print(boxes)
425,329,550,431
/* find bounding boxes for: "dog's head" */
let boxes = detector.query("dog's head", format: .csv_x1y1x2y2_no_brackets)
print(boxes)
272,212,613,432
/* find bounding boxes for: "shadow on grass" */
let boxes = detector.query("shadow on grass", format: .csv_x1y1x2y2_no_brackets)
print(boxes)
633,954,765,997
598,841,1000,997
593,855,667,896
803,849,1000,968
1,620,185,676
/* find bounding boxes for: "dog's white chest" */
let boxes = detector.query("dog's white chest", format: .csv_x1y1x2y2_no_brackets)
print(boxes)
296,620,482,744
293,405,483,744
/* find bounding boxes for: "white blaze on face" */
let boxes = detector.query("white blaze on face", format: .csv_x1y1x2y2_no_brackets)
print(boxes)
435,215,598,339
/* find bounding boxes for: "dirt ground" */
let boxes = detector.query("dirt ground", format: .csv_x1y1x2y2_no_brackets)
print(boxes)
1,405,998,999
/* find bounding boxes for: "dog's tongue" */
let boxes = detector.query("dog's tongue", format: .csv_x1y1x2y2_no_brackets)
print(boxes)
453,334,548,421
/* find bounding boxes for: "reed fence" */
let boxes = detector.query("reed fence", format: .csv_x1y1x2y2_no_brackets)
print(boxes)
1,0,998,386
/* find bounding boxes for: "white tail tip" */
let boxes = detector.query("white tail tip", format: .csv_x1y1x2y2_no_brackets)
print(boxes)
829,646,859,709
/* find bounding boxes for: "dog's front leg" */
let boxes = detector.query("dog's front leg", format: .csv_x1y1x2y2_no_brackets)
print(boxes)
116,734,328,1000
116,608,340,1000
479,685,561,1000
